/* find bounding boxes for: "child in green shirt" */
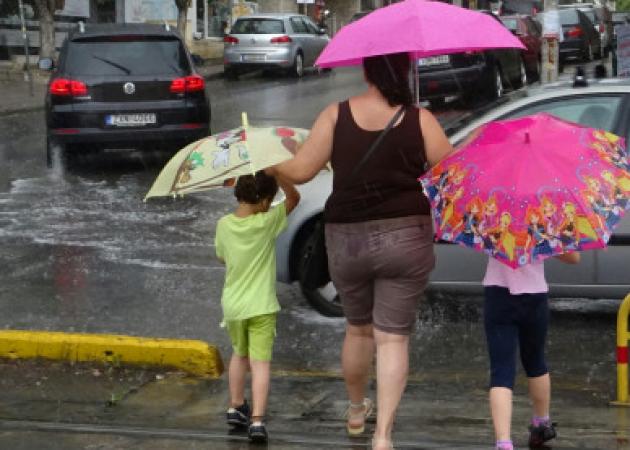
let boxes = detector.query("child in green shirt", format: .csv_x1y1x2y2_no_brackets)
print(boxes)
215,169,300,443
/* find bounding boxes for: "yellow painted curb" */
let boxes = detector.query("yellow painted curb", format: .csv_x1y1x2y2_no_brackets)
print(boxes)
0,330,223,378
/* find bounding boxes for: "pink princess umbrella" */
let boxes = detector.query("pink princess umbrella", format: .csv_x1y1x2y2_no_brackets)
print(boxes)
315,0,525,69
419,113,630,268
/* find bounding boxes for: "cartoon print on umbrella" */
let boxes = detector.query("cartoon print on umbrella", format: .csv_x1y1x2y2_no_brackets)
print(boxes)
145,124,308,200
420,113,630,268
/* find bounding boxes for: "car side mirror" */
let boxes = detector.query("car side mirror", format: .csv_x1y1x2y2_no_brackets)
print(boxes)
38,57,53,71
318,27,328,34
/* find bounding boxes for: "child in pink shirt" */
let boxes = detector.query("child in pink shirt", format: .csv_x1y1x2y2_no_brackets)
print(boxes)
482,253,580,450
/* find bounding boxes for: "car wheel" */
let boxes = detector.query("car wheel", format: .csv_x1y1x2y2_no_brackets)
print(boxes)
224,66,239,80
297,232,343,317
487,65,503,100
518,59,527,88
534,58,542,82
584,43,593,62
291,52,304,78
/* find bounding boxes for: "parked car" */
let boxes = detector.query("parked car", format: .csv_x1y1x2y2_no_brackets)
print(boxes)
500,14,543,80
42,23,210,167
223,13,330,78
417,12,527,108
560,3,613,57
556,8,602,61
613,11,630,41
276,79,630,316
498,0,542,16
349,11,373,23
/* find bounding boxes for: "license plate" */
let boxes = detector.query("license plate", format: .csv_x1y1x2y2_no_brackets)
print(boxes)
418,55,450,66
242,54,266,62
105,113,156,127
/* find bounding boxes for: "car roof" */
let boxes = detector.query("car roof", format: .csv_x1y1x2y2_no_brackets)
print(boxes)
450,80,630,143
68,23,181,41
233,13,305,20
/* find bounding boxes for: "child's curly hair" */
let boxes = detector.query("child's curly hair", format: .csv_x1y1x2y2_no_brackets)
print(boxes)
234,171,278,204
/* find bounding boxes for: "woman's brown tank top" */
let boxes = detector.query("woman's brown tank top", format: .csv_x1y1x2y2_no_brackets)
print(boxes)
324,100,431,223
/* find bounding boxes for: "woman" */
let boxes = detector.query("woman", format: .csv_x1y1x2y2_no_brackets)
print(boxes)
271,52,453,450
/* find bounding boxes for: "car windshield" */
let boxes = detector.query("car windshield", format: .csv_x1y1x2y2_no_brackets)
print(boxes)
65,37,189,76
231,19,285,34
558,9,580,25
454,95,623,147
501,18,519,31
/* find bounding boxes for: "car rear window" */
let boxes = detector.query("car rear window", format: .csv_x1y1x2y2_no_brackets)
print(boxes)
64,36,190,76
582,10,596,23
501,19,519,31
231,19,285,34
559,9,580,25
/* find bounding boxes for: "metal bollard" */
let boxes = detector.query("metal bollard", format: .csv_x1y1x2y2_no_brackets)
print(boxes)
613,293,630,406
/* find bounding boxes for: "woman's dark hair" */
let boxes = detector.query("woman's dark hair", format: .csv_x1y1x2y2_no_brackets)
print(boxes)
363,52,413,107
234,171,278,204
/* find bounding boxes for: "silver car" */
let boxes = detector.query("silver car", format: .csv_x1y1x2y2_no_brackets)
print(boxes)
223,13,330,78
276,79,630,316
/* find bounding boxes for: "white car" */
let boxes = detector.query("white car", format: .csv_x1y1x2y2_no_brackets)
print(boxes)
276,78,630,316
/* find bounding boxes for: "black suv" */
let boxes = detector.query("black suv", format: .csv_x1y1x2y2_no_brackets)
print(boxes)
43,23,211,166
417,12,526,108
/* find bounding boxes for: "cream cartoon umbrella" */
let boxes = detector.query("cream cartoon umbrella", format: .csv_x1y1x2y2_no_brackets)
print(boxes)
144,113,308,200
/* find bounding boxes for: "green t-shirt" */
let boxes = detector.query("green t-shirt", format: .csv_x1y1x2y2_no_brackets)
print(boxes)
215,202,287,321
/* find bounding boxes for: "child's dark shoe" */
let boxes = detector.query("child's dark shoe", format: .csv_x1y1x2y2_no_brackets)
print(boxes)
528,421,557,448
248,421,268,443
226,400,250,428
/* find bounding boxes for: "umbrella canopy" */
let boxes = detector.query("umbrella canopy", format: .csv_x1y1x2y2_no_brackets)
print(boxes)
144,117,308,200
419,113,630,268
315,0,525,68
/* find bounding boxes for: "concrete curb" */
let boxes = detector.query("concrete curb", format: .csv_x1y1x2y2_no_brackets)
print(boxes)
0,330,224,378
0,105,45,116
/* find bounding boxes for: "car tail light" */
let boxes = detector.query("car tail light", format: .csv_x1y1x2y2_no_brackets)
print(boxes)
270,35,292,44
50,78,88,96
566,26,583,37
224,35,239,44
170,75,205,94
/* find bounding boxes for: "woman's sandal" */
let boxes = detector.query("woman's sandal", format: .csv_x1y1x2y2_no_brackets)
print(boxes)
344,398,374,436
372,437,394,450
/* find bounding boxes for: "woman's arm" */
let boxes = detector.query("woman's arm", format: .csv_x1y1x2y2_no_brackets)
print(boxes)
420,108,455,167
273,103,338,184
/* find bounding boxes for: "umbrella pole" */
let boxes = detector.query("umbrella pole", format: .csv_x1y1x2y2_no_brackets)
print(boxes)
413,60,420,107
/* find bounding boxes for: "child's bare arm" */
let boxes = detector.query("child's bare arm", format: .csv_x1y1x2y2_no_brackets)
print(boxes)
278,175,300,214
267,167,300,214
555,252,581,264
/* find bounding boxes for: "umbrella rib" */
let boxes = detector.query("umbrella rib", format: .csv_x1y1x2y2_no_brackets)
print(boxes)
172,161,250,193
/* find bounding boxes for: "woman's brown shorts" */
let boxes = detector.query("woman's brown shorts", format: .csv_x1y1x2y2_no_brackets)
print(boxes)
325,215,435,335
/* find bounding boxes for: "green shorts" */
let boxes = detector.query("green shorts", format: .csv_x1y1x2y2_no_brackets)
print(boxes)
226,313,277,362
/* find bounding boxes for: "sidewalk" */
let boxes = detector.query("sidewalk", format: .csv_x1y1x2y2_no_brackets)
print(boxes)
0,358,628,449
0,60,225,117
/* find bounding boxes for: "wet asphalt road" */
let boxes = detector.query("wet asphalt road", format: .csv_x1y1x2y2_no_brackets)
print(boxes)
0,66,621,386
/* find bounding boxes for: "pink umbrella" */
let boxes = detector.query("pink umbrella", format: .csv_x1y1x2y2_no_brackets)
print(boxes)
419,113,630,268
315,0,525,68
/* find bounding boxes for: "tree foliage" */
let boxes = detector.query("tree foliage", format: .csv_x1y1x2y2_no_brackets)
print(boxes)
618,0,630,11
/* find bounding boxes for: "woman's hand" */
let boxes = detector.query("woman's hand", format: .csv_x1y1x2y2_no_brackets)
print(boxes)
272,103,337,184
555,252,581,264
